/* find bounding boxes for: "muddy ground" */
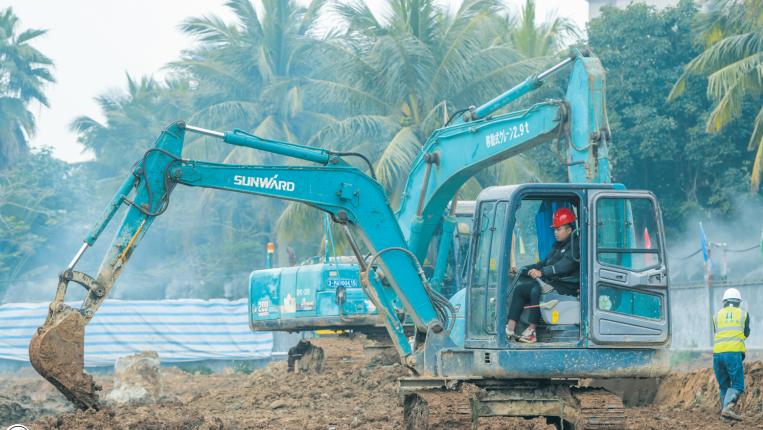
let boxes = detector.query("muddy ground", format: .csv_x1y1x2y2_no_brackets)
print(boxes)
2,341,762,429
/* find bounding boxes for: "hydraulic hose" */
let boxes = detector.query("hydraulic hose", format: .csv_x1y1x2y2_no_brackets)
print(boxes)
366,246,456,333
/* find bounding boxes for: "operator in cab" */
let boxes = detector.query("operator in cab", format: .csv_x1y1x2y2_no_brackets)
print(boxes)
505,208,579,343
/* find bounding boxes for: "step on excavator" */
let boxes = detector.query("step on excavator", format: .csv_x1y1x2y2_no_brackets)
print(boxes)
30,50,670,428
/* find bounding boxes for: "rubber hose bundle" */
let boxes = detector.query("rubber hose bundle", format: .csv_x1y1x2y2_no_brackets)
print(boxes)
367,247,456,333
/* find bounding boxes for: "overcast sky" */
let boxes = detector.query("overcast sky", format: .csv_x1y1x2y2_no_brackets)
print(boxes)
1,0,589,163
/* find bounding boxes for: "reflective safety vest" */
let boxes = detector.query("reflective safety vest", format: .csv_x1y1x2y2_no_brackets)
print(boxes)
713,306,747,354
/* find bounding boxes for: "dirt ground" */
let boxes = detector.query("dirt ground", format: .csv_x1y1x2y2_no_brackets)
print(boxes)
2,341,763,429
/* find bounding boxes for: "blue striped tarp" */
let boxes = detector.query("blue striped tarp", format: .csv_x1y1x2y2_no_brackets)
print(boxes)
0,299,272,366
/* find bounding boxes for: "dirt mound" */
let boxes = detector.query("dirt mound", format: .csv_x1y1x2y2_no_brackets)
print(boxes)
0,368,73,426
11,345,763,429
28,338,410,429
654,360,763,417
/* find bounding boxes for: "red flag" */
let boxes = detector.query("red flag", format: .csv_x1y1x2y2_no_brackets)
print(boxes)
644,227,654,265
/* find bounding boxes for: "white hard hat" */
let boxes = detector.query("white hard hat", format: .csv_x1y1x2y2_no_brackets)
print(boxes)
722,288,742,302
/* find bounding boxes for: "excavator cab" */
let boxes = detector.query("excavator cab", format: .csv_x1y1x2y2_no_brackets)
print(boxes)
463,183,670,354
403,183,671,428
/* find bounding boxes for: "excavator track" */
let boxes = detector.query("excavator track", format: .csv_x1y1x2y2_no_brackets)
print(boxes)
400,380,628,430
572,388,627,430
403,385,475,430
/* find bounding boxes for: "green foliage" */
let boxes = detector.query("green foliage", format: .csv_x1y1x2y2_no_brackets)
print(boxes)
587,0,758,231
175,363,214,375
669,0,763,190
0,149,83,295
11,0,762,303
500,0,580,58
276,0,557,249
174,0,332,160
0,7,55,168
70,75,193,174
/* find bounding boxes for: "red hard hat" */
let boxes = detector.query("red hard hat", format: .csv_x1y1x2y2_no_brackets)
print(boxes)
551,208,576,228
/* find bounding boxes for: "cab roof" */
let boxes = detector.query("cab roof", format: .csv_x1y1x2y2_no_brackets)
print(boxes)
477,183,625,201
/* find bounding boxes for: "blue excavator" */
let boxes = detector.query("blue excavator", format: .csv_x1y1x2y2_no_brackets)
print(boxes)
249,50,607,337
29,50,670,428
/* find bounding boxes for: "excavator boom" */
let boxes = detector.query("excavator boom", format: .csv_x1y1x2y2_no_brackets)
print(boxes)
29,122,453,408
30,50,615,410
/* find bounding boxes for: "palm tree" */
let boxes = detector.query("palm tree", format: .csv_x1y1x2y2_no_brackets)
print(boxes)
275,0,558,256
502,0,580,58
69,73,271,291
174,0,331,164
70,74,192,173
308,0,544,191
173,0,338,266
0,7,54,169
669,0,763,190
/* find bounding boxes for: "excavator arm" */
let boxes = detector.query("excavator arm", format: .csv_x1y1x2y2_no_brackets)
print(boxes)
30,51,614,410
29,122,452,409
399,52,611,263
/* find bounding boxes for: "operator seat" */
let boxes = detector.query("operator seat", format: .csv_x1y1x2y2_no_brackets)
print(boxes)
518,228,581,341
539,275,580,325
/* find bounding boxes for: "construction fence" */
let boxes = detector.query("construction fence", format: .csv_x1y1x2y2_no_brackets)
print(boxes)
0,299,272,367
2,281,759,369
670,280,763,350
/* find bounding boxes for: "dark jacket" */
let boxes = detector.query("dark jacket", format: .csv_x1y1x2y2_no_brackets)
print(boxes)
524,235,579,288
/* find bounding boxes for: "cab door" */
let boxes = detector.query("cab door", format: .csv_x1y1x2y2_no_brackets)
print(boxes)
464,200,508,348
589,190,670,345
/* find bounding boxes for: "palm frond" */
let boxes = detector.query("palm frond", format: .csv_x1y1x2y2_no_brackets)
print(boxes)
750,105,763,151
425,5,493,95
374,126,422,196
180,15,239,45
302,78,394,112
332,1,385,36
746,104,763,191
751,143,762,191
15,28,47,44
307,115,398,148
670,31,763,100
275,201,324,244
187,100,261,129
299,0,329,35
706,75,748,132
706,51,763,99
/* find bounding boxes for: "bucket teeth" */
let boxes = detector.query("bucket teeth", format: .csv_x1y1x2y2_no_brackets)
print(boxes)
28,308,100,410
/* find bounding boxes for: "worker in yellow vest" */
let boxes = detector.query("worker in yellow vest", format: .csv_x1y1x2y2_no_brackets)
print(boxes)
712,288,750,420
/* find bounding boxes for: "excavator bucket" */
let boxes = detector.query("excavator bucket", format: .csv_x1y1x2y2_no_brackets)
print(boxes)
29,307,100,410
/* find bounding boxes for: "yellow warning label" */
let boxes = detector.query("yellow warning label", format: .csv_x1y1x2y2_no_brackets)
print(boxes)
551,310,559,324
315,330,346,335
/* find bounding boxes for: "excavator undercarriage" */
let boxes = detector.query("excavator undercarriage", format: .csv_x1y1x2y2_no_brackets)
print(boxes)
401,378,625,430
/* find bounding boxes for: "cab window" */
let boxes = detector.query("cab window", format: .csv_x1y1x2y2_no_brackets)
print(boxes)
468,201,507,336
596,197,661,271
